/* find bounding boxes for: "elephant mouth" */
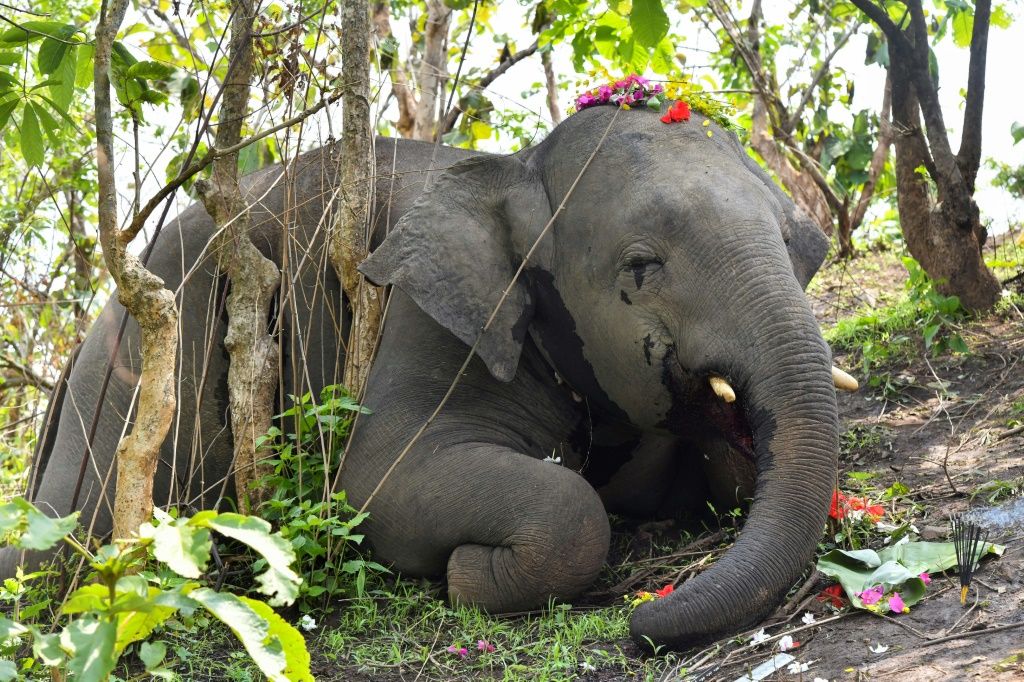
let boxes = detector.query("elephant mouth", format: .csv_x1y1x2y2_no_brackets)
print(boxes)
659,349,755,462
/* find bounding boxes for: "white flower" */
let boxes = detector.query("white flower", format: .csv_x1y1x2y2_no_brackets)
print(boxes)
299,614,317,631
579,661,596,672
814,678,830,682
543,455,562,464
787,661,810,674
778,635,798,651
1001,288,1013,299
869,642,889,653
801,612,816,625
875,521,899,532
749,628,770,646
910,524,920,534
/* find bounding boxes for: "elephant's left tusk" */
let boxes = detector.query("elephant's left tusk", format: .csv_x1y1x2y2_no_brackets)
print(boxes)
709,375,736,403
832,366,859,392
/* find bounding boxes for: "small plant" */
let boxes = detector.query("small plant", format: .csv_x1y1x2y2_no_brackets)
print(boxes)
257,385,387,612
0,499,311,681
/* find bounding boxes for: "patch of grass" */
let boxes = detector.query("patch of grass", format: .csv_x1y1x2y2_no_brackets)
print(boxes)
970,477,1024,504
840,424,892,459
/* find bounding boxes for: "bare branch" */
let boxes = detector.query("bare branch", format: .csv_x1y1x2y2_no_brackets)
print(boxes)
440,40,539,134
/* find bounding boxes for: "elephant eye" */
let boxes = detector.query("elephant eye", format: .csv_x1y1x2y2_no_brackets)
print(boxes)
622,257,663,289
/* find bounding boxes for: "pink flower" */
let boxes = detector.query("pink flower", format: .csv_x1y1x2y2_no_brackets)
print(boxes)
476,640,495,653
597,85,612,101
919,572,931,585
858,585,884,606
888,592,909,614
446,645,468,658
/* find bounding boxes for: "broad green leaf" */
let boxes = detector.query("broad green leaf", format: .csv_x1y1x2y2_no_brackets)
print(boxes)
0,51,20,66
75,44,94,87
242,598,313,682
951,10,973,48
61,617,117,682
18,104,43,167
113,587,177,654
0,71,16,90
49,44,77,110
190,587,288,682
31,629,64,666
29,101,60,146
0,21,69,46
139,641,167,670
1011,121,1024,145
0,616,27,640
205,514,301,606
37,37,69,75
139,514,212,579
630,0,670,49
12,498,77,549
126,60,175,81
990,5,1012,29
0,660,15,681
470,120,492,140
63,584,109,614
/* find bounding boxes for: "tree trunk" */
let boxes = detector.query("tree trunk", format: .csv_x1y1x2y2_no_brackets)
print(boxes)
94,0,179,540
197,0,281,513
412,0,452,141
334,0,382,398
541,49,562,125
372,2,417,138
888,49,1000,311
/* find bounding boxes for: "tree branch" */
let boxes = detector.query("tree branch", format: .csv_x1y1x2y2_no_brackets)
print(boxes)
372,1,417,137
412,0,452,141
957,0,991,191
783,20,862,135
849,0,910,50
440,40,539,134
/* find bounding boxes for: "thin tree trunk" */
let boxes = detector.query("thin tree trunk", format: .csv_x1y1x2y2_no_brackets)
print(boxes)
197,0,281,513
412,0,452,141
333,0,382,397
372,2,417,138
94,0,179,540
541,49,562,125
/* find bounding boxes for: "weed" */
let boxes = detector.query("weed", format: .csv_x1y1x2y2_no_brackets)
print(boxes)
971,477,1024,504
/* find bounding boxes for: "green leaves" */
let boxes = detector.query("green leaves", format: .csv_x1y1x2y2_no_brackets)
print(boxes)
630,0,670,49
242,598,314,682
206,513,301,606
139,509,213,578
18,103,43,167
190,588,290,682
817,540,1005,610
0,498,78,549
0,21,71,46
61,617,117,682
1011,121,1024,146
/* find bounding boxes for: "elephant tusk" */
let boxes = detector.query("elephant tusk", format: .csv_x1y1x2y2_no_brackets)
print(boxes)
709,375,736,403
832,366,859,392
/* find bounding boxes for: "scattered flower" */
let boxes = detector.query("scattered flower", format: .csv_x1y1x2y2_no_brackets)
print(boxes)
888,592,909,614
869,642,889,654
446,645,469,659
579,661,597,673
919,572,932,585
858,585,884,606
787,661,811,674
830,490,885,521
1001,288,1013,299
778,635,800,651
627,590,656,607
299,614,316,631
814,679,829,682
801,612,816,625
476,639,495,653
749,628,770,646
655,583,674,598
543,455,562,464
660,99,691,124
818,584,846,608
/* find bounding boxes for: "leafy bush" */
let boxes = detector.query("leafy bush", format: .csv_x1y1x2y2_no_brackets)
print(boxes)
0,500,311,681
827,256,969,394
256,385,388,613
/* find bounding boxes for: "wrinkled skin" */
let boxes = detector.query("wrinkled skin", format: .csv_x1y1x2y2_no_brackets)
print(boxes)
4,107,838,650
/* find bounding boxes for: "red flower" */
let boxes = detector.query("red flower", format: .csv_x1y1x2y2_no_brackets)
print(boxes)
660,100,690,123
655,584,674,598
829,489,847,520
818,584,846,608
830,489,885,521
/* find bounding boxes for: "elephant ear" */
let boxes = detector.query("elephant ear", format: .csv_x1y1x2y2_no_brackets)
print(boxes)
359,154,552,382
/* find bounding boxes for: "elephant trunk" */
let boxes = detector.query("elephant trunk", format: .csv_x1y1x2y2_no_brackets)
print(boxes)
630,281,839,649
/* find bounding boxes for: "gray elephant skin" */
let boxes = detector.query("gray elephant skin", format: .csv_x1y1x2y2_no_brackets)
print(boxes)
3,106,839,650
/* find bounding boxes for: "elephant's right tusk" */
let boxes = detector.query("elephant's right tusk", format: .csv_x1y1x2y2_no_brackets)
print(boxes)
709,375,736,403
832,366,859,392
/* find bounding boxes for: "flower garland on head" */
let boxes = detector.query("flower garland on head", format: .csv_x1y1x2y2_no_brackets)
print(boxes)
574,73,665,112
571,72,739,132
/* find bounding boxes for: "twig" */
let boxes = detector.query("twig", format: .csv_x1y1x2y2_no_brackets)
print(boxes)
920,621,1024,648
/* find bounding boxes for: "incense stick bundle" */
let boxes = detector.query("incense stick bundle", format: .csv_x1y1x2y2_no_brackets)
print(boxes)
950,514,989,606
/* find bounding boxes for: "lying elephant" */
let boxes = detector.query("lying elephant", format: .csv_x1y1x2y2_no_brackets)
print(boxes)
5,104,843,650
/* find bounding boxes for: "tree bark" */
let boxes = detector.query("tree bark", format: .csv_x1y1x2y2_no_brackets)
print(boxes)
333,0,382,397
372,2,417,138
197,0,281,513
94,0,179,540
541,48,562,125
412,0,452,141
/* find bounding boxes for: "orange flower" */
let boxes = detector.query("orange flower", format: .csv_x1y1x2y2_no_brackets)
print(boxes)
660,100,691,123
655,584,674,598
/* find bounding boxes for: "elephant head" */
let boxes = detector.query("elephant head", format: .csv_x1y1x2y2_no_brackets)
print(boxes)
359,105,839,649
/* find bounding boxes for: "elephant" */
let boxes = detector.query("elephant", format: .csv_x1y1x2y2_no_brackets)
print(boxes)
3,103,842,650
